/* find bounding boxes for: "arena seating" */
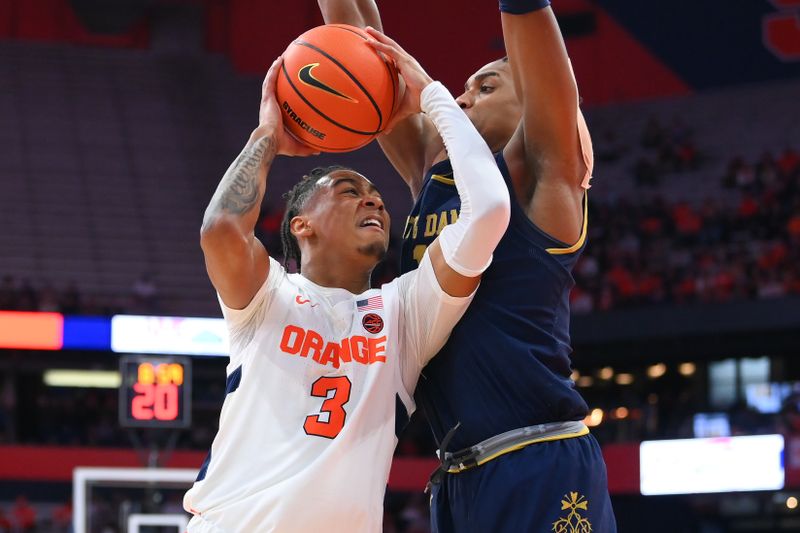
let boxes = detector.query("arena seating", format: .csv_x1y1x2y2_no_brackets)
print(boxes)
3,40,798,318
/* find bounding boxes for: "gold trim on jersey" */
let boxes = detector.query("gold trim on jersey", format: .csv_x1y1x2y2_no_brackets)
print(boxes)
546,190,588,255
446,425,590,473
431,173,455,185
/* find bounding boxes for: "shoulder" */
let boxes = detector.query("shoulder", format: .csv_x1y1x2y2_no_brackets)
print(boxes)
381,269,413,296
219,258,291,324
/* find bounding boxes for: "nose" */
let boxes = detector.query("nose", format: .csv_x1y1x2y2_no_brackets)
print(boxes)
456,91,472,110
363,194,384,210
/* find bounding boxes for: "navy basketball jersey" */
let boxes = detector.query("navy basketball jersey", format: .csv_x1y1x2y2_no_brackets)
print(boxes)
400,152,589,450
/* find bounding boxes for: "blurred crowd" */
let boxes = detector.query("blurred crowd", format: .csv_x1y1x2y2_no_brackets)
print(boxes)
597,115,702,185
570,146,800,313
0,496,62,533
0,273,159,317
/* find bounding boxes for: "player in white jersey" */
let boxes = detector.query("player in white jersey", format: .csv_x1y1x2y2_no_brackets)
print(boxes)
184,31,510,532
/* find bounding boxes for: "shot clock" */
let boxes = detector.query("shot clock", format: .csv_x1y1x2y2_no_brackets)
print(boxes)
119,355,191,428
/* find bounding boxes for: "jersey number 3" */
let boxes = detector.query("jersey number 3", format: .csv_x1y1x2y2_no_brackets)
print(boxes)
304,376,352,439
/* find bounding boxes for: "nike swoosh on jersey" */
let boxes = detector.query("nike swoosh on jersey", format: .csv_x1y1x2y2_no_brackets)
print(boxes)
297,63,359,103
295,295,319,307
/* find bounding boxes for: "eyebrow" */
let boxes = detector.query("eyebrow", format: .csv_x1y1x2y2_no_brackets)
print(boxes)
332,177,381,196
465,71,500,91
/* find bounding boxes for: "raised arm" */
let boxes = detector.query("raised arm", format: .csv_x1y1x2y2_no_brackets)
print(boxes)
317,0,382,30
501,0,590,245
367,30,510,297
200,58,317,309
318,0,440,198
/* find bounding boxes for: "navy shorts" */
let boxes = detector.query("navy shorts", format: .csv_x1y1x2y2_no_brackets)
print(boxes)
429,433,617,533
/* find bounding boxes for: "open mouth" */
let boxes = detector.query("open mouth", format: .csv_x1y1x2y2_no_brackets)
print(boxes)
359,216,384,230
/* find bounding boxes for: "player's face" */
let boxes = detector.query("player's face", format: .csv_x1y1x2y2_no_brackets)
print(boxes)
305,170,391,263
456,60,522,153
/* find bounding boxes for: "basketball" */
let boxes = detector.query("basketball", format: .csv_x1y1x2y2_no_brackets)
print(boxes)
276,24,398,153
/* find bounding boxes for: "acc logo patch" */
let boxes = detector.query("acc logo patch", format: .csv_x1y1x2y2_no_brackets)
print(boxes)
362,313,384,334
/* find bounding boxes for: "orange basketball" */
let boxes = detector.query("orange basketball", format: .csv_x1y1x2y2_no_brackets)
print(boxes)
276,24,398,153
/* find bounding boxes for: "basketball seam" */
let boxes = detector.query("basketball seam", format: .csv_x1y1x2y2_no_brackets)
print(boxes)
383,58,397,114
328,25,397,111
293,38,385,134
283,123,371,152
328,24,367,39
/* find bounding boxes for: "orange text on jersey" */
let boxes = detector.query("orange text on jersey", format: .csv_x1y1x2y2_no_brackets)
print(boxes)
279,325,387,369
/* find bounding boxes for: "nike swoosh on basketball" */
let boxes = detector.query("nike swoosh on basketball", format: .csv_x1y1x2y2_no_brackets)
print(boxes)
297,63,359,103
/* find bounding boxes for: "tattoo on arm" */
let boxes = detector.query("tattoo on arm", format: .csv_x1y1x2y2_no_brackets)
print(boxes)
203,135,277,229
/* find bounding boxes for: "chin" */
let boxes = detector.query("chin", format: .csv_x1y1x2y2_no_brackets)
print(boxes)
358,241,388,262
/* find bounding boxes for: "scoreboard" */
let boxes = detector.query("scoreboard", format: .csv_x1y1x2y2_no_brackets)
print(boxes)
119,355,191,428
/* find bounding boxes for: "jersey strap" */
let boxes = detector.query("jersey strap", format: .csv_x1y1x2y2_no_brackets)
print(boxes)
430,173,454,186
545,190,588,255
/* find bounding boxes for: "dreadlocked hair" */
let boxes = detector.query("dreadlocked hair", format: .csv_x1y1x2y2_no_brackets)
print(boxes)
280,165,350,272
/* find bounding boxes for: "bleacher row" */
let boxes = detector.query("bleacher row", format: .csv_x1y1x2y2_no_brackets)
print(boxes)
587,78,800,205
1,42,219,315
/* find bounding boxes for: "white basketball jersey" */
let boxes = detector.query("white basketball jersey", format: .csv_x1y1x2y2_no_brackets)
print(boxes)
184,253,472,533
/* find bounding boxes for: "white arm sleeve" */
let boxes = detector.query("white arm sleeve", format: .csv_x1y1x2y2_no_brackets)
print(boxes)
421,81,511,277
397,252,476,394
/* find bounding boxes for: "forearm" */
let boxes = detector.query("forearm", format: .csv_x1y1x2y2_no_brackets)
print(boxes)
499,0,587,245
500,3,579,154
318,0,382,29
421,82,510,277
376,115,431,198
201,128,277,240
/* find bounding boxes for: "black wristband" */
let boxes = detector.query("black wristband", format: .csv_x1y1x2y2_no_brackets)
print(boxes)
499,0,551,15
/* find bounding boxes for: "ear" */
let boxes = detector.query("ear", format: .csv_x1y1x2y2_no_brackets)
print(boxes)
290,215,314,239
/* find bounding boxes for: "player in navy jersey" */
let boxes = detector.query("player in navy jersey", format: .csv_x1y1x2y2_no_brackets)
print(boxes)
321,0,616,531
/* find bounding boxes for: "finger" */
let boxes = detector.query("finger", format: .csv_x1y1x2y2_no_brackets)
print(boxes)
364,26,390,44
283,128,322,156
365,27,406,54
364,26,382,38
286,148,321,157
292,146,323,157
365,38,398,58
266,56,283,87
291,139,320,155
262,57,279,89
262,56,283,98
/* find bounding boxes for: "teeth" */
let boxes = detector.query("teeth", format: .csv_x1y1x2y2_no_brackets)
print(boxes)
362,218,382,229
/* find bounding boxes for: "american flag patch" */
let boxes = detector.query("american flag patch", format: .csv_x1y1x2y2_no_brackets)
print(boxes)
356,295,383,312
